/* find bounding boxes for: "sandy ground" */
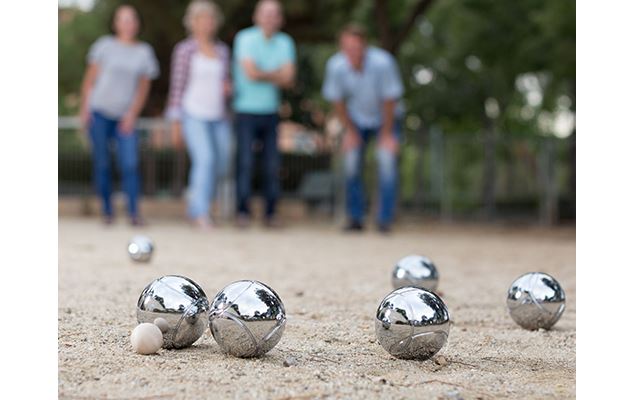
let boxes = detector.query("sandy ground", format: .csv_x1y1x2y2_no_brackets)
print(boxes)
58,217,575,399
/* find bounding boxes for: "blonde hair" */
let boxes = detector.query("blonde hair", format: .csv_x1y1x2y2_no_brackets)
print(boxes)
183,0,224,32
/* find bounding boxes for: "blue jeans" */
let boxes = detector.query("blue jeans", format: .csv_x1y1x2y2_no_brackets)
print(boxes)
182,114,231,219
344,122,400,226
235,113,280,218
89,110,140,217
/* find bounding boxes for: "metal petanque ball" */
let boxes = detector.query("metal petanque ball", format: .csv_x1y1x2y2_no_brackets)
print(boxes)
128,235,154,263
136,275,209,349
507,272,565,330
375,286,450,360
209,280,286,358
392,254,439,291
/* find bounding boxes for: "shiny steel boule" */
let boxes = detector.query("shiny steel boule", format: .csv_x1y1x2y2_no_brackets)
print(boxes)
392,254,439,291
209,280,286,358
507,272,565,330
136,275,209,349
128,235,154,263
375,287,450,360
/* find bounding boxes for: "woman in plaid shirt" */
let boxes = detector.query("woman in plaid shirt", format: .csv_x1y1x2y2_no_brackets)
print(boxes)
165,0,232,230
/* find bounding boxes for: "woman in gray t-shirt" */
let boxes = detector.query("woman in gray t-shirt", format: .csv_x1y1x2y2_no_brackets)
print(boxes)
79,4,159,226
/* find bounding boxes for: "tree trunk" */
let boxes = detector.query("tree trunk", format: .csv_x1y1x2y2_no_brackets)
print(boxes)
374,0,391,50
374,0,436,54
569,81,576,218
569,130,575,216
538,136,558,225
482,118,497,220
413,125,428,210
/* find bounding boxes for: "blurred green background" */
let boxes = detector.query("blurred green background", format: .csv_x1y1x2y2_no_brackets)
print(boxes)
58,0,575,223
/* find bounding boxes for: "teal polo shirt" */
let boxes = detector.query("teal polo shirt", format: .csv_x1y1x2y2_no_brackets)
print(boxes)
233,26,296,114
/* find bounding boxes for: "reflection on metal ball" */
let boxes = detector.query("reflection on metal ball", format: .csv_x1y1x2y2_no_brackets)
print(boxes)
128,235,154,263
392,254,439,291
507,272,565,330
209,280,286,358
375,286,450,360
136,275,209,349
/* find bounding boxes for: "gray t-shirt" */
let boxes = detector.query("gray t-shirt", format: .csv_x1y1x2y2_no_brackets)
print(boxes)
88,35,159,118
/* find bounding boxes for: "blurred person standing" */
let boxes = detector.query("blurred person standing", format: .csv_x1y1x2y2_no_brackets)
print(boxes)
79,4,159,226
322,25,404,233
232,0,296,228
165,0,231,230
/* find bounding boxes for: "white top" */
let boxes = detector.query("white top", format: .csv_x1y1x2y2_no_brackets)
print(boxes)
182,52,225,120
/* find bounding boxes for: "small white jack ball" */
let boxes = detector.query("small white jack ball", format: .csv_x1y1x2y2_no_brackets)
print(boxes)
153,317,169,333
131,323,163,355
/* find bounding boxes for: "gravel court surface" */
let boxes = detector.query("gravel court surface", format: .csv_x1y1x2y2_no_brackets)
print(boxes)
58,217,575,399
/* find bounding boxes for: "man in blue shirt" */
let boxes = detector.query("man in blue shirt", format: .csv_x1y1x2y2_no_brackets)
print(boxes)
233,0,296,227
322,25,404,233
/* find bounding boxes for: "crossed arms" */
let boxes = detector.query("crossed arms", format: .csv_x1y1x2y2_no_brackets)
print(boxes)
241,58,296,89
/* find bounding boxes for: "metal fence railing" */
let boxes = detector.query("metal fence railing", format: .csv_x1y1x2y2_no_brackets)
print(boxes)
59,116,575,224
58,116,335,211
394,128,575,224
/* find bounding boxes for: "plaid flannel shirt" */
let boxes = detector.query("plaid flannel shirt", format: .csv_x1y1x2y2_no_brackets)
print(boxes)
165,37,231,121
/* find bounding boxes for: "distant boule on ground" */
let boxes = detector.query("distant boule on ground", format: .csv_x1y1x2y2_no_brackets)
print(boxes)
392,254,439,291
128,235,154,263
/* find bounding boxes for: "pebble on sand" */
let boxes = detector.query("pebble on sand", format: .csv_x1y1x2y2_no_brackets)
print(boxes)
283,356,298,367
434,355,448,366
131,323,163,355
153,317,169,333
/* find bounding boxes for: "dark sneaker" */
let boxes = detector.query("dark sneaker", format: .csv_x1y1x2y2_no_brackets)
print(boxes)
130,216,145,227
377,223,392,234
264,216,283,229
343,221,364,232
236,214,251,229
103,215,114,225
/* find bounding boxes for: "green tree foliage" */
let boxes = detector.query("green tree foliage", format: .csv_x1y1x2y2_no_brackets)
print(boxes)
60,0,574,134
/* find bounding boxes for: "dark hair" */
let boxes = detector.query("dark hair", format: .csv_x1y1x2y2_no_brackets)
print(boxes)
338,23,367,41
108,4,144,35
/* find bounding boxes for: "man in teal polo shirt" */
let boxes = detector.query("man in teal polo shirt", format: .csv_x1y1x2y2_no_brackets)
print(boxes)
233,0,296,227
